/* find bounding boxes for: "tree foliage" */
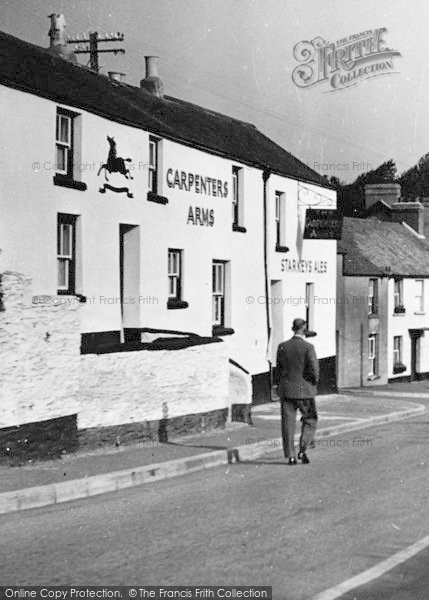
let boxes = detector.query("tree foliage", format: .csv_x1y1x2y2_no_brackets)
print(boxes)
399,153,429,200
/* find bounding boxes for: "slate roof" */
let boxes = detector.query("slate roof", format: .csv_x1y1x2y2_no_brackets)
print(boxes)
0,30,329,187
338,217,429,277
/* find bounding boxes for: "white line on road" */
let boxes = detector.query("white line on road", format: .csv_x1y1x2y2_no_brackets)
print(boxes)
312,534,429,600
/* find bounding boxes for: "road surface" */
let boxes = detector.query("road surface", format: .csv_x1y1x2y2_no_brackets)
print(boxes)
1,403,428,600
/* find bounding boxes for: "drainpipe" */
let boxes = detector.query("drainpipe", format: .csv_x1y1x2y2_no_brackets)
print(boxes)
263,169,272,402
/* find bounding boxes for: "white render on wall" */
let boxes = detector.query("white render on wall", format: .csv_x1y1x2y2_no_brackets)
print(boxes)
387,278,429,378
0,272,233,430
0,83,337,381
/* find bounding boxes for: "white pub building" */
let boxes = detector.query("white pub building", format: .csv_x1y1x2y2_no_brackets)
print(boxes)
0,17,337,457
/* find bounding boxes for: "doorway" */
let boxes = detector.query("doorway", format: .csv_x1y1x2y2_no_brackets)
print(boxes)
119,224,140,342
409,330,423,381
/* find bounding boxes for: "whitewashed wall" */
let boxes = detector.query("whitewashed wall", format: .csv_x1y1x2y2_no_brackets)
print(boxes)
0,273,240,432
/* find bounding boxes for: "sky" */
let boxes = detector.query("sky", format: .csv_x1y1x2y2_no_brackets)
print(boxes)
2,0,428,183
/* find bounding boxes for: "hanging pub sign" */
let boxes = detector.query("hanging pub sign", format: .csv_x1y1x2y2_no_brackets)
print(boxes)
303,209,342,239
98,136,134,198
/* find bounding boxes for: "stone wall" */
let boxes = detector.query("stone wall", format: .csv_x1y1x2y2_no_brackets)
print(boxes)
0,272,81,428
0,272,247,461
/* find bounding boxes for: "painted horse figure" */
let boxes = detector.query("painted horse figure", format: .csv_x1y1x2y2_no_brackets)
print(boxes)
98,136,133,181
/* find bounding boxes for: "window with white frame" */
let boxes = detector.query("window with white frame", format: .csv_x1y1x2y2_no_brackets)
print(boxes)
394,278,404,311
56,110,73,176
415,279,424,313
232,166,245,231
368,278,378,315
212,261,225,327
275,192,281,245
393,336,402,365
168,249,182,301
148,136,159,193
305,282,315,330
57,214,76,294
275,191,287,250
368,334,378,377
54,108,86,190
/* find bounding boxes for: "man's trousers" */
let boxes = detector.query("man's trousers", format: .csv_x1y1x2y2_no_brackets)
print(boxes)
280,397,318,458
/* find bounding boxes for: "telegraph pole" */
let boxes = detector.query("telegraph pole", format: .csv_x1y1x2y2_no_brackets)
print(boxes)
66,31,125,73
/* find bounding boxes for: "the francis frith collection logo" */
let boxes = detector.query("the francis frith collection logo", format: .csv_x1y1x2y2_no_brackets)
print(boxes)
292,28,401,92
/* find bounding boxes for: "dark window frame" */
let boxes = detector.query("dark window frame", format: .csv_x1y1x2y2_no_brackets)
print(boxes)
54,108,87,191
167,249,188,309
57,213,77,295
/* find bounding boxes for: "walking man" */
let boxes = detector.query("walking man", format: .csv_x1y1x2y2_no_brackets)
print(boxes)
275,318,319,465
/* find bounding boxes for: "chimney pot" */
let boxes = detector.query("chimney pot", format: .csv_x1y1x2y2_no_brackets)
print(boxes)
140,56,164,98
47,13,77,64
109,71,126,83
145,56,159,78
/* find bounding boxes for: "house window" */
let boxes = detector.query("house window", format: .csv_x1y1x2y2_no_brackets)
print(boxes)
232,166,246,232
275,191,288,252
56,111,72,176
168,250,181,300
368,278,378,315
212,261,225,327
305,283,315,330
54,108,86,190
368,334,378,377
57,214,76,294
394,278,405,313
393,336,402,365
167,249,188,309
148,136,159,194
415,280,424,313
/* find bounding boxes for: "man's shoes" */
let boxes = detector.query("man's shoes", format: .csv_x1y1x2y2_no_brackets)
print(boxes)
288,457,297,465
298,451,310,464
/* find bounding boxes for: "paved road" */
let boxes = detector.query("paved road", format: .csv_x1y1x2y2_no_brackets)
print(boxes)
1,405,428,600
338,547,429,600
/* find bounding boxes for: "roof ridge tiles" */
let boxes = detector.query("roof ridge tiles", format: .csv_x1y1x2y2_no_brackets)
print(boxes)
0,28,330,188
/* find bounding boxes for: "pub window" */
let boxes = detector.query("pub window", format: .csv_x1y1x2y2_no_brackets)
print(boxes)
232,166,246,232
368,278,378,315
212,261,225,327
57,214,76,294
305,283,315,330
167,249,188,309
54,108,86,191
394,278,405,313
415,279,424,313
368,334,378,377
148,136,159,194
275,191,288,251
56,111,72,176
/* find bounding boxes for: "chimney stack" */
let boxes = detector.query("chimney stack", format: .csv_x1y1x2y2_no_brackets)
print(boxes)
47,14,77,64
366,183,425,236
140,56,164,98
364,183,401,210
390,202,425,236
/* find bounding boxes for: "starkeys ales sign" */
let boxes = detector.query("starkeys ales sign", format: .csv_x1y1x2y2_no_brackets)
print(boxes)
303,209,343,239
292,28,401,92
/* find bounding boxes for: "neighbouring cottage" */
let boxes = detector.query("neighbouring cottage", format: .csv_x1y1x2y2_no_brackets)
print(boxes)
337,198,429,387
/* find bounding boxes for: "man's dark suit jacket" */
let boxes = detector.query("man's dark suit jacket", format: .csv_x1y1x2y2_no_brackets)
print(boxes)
276,335,319,398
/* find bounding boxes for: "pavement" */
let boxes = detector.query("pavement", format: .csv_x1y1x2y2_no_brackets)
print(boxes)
341,378,429,397
0,383,427,515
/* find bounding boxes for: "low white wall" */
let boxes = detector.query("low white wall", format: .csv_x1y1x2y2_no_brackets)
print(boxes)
0,272,238,432
78,343,230,429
